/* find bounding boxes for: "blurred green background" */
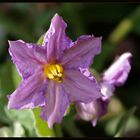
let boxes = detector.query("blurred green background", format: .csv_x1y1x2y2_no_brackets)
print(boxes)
0,3,140,137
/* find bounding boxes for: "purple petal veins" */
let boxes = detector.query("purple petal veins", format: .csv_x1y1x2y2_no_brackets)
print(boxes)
61,36,102,69
8,40,47,79
8,13,102,128
63,69,101,103
42,13,72,62
40,81,69,128
8,71,47,110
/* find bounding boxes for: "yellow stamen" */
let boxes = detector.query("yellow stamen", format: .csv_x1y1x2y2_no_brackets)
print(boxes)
43,64,64,83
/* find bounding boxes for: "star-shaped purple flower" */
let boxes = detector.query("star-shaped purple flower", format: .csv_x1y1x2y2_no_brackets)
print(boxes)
8,13,102,128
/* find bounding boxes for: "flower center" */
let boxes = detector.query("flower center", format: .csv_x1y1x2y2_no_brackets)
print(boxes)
43,64,64,83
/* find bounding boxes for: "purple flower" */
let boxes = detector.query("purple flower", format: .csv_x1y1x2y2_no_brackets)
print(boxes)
102,52,132,86
76,52,132,126
8,13,102,128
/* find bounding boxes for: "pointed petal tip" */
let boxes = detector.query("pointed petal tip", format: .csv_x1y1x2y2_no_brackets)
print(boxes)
95,36,103,42
54,13,64,19
92,119,98,127
7,94,11,100
8,40,11,44
7,103,11,110
7,95,17,110
8,40,16,44
7,101,15,110
47,120,61,128
52,13,62,21
8,40,25,47
102,52,132,86
54,13,60,17
8,40,15,47
7,103,19,110
116,52,132,64
48,122,53,128
51,13,66,27
90,35,102,40
123,52,132,58
99,36,103,40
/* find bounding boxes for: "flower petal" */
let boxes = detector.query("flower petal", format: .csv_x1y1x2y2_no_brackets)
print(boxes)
76,99,109,127
100,82,115,100
61,35,102,69
63,69,101,103
102,52,132,86
8,71,47,110
9,40,47,79
42,13,72,62
76,102,99,121
40,81,69,128
79,67,98,80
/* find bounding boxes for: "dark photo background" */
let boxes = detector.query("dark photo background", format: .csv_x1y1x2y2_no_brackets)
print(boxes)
0,3,140,137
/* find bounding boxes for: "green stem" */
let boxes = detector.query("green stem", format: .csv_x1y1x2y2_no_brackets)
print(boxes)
53,124,63,137
32,108,55,137
114,106,137,137
109,6,140,45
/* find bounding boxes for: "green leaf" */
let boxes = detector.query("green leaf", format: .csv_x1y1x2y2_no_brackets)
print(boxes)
0,121,25,137
114,106,137,137
53,124,63,137
129,6,140,35
0,61,15,124
12,65,22,88
5,108,36,136
62,105,85,137
93,6,140,72
0,60,37,136
32,107,55,137
37,34,45,46
12,121,25,137
109,19,133,45
10,65,37,136
0,127,13,137
62,118,85,137
0,60,15,94
109,6,140,45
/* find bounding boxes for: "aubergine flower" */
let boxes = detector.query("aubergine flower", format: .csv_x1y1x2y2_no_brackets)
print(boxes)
76,52,132,126
8,13,102,128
